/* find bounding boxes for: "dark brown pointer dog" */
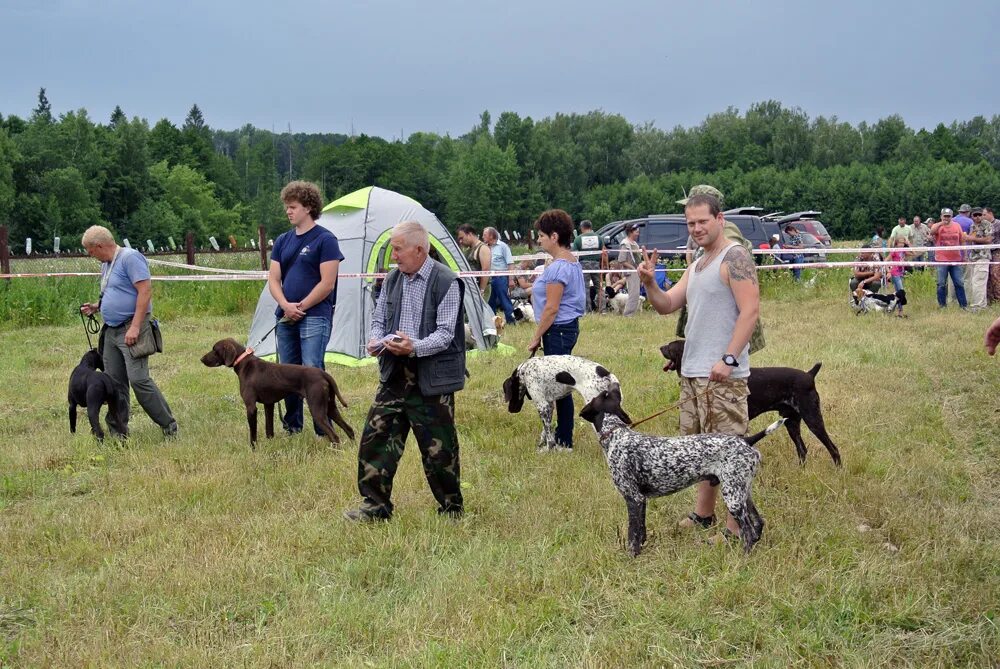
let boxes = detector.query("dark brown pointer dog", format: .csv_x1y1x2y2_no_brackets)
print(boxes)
201,338,354,449
660,339,842,466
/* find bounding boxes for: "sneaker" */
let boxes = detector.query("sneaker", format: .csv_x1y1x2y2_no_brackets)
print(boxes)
678,511,716,530
162,422,178,438
342,508,389,523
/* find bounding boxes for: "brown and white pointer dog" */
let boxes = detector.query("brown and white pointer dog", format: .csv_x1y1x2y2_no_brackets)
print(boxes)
201,338,354,449
660,339,841,466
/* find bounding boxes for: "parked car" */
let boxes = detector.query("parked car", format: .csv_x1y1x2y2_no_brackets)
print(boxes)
780,230,827,263
769,211,832,247
598,209,781,262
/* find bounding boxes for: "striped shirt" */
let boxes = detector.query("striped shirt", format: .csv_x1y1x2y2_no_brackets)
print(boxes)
370,255,461,358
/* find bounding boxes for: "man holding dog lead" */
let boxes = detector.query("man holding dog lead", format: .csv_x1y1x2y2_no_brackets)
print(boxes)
638,193,760,544
80,225,177,438
268,181,344,436
344,221,466,523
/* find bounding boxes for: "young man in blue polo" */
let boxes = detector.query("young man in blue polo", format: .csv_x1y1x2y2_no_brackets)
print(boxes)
267,181,344,435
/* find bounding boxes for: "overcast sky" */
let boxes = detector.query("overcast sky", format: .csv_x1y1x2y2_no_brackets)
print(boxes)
3,0,999,139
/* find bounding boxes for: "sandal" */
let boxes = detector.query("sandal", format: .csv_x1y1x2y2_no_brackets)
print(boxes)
678,511,716,530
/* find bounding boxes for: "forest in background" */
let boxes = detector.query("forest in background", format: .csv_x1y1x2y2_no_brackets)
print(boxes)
2,88,1000,253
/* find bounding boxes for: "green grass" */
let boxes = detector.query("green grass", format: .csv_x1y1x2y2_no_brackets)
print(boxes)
1,271,999,666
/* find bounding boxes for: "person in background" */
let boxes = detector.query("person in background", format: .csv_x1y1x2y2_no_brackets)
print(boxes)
528,209,586,450
909,215,931,270
930,208,968,309
268,181,344,436
617,223,643,316
871,226,887,252
571,219,605,312
954,204,974,234
781,224,805,281
984,208,1000,304
850,245,884,294
888,216,912,246
888,236,910,317
965,207,992,311
456,224,491,301
510,259,538,300
484,227,516,324
80,225,178,438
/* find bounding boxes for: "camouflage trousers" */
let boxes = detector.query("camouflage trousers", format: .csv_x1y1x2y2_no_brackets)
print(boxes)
357,361,463,517
678,376,749,436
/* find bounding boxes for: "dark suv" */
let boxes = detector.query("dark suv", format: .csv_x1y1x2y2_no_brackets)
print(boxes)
597,208,780,260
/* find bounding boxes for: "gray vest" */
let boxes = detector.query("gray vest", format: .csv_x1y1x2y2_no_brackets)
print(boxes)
378,262,467,396
682,242,750,379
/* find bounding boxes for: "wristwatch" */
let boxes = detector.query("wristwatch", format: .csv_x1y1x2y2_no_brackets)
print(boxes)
722,354,739,368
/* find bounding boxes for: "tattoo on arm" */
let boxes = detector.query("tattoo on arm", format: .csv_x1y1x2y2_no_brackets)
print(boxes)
724,246,758,285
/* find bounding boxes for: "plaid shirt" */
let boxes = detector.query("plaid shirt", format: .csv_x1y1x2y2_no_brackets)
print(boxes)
371,255,461,358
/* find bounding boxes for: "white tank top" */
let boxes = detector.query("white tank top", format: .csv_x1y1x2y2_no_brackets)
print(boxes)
681,241,750,378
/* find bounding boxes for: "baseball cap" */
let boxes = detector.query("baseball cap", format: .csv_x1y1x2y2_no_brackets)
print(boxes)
677,184,725,206
959,204,972,213
941,208,953,216
971,207,983,215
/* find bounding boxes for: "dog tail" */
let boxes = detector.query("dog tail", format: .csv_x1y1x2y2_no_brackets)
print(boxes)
745,418,786,446
807,362,821,378
324,373,349,407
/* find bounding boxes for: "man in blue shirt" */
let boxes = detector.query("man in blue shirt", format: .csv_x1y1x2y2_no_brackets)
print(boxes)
267,181,344,436
80,225,177,438
484,227,515,323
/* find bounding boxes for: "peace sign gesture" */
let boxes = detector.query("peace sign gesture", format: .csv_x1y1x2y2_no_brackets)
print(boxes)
637,246,658,286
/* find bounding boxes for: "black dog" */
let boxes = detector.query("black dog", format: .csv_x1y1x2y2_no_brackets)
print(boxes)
68,349,129,440
660,340,841,466
201,338,355,449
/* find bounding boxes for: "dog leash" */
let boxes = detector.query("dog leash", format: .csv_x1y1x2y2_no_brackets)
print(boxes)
629,382,715,429
79,311,101,351
234,317,291,366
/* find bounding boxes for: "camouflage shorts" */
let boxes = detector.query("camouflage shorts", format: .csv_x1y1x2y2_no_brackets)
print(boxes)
678,376,749,436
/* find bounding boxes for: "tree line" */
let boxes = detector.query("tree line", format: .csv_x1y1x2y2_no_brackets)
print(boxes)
2,89,1000,252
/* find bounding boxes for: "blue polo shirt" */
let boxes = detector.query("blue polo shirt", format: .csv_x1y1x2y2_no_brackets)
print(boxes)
100,248,152,326
271,225,344,320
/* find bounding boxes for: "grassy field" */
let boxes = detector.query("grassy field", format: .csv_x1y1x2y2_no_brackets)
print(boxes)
1,268,999,667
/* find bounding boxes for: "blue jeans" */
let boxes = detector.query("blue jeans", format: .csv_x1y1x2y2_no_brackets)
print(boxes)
891,275,904,292
489,276,515,323
542,319,580,448
936,265,967,308
276,316,332,434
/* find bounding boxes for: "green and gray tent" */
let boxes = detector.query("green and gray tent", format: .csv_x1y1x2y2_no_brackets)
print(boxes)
247,186,502,366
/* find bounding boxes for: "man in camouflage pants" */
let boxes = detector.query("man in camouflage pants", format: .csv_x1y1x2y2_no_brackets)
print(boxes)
344,221,466,522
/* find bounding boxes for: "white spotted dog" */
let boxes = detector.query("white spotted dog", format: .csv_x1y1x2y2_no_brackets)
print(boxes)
579,391,785,556
511,299,534,323
502,355,630,451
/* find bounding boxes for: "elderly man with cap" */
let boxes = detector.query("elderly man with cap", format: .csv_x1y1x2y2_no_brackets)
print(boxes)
677,185,765,352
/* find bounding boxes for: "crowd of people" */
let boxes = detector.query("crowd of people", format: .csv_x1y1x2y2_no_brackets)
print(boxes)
853,205,998,312
75,180,998,543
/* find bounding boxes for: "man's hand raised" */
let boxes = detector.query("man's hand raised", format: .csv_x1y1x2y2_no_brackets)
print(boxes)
637,247,658,286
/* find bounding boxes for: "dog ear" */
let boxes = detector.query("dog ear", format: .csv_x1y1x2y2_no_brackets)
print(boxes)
220,340,240,367
595,366,610,378
503,372,525,413
555,371,576,386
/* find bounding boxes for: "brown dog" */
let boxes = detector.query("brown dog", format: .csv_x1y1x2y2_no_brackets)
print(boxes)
660,339,841,466
201,338,355,449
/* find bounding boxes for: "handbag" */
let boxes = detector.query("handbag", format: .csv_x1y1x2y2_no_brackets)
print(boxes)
128,318,164,359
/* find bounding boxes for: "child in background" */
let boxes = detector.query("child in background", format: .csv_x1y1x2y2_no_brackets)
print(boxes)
889,236,910,318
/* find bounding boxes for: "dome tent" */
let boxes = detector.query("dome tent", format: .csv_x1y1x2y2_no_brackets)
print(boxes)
247,186,500,366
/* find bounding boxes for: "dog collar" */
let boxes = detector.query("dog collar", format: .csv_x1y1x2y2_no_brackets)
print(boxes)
232,346,254,368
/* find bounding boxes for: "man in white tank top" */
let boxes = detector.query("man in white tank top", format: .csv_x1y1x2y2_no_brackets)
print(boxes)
638,193,760,541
